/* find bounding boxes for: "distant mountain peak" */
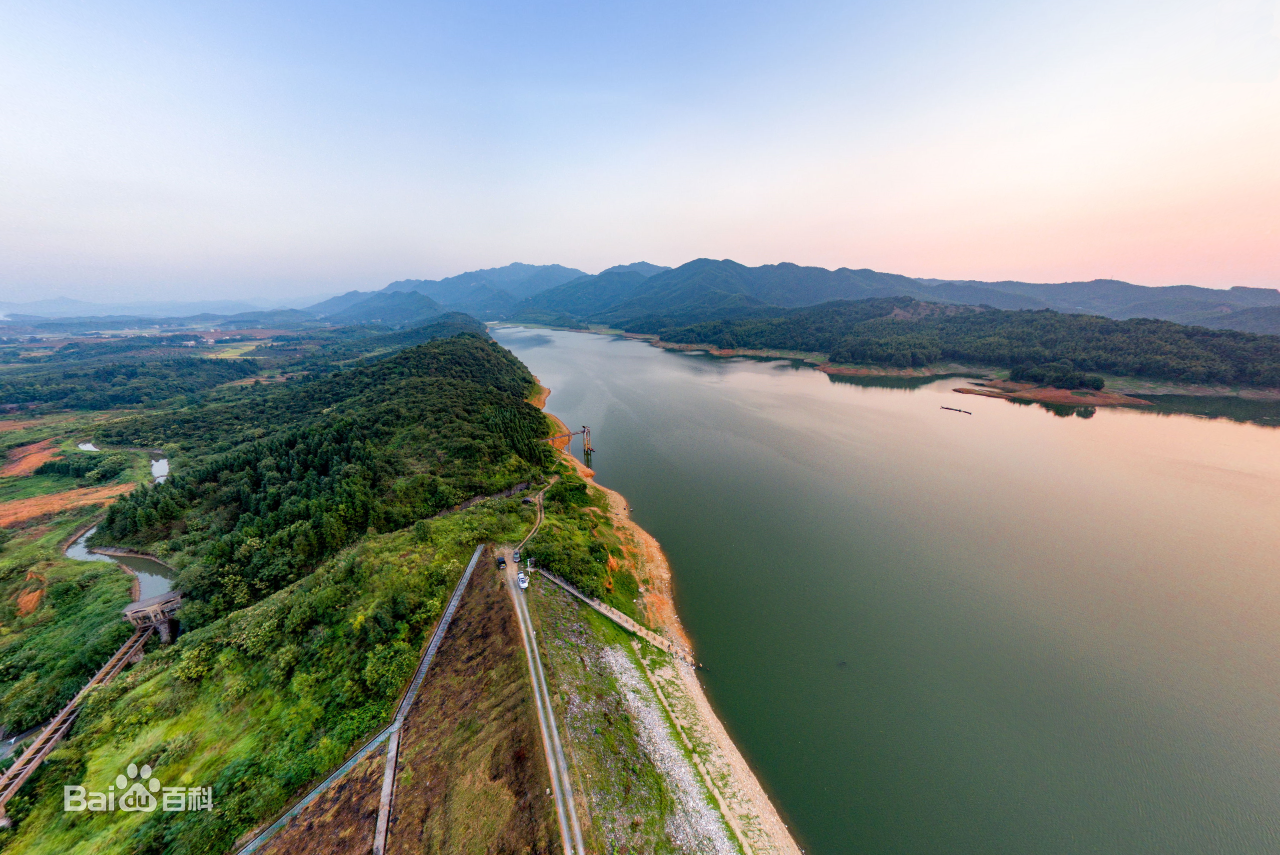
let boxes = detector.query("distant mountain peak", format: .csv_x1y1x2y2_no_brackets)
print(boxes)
600,262,671,278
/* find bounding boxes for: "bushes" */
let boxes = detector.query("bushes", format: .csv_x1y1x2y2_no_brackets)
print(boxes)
1010,361,1105,390
526,525,608,598
0,561,133,734
92,335,550,624
21,528,482,853
526,473,629,608
0,358,257,409
644,298,1280,387
34,451,131,484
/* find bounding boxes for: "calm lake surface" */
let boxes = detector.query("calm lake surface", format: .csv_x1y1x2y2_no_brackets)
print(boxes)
492,326,1280,855
67,527,176,600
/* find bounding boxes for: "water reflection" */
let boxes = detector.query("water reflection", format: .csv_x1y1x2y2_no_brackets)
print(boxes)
494,326,1280,855
150,454,169,483
66,527,175,600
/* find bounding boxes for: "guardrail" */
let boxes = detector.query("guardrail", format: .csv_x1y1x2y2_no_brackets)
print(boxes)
538,572,696,667
237,543,485,855
0,627,155,826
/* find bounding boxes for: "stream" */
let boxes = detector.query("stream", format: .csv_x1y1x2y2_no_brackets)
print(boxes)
65,528,176,600
62,449,174,597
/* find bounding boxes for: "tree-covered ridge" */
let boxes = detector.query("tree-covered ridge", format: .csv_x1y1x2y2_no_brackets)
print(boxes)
0,358,258,410
254,312,487,371
92,334,551,626
2,334,206,365
643,299,1280,387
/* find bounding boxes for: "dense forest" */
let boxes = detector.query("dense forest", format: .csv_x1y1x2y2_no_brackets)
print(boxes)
247,312,488,374
639,298,1280,387
0,359,258,409
34,451,132,484
92,334,553,625
0,313,489,412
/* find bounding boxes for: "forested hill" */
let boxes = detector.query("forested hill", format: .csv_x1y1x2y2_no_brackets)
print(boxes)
502,258,1280,335
641,298,1280,388
92,333,552,625
0,313,487,411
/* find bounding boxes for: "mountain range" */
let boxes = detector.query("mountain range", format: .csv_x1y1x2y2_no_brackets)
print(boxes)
498,260,1280,335
5,261,1278,336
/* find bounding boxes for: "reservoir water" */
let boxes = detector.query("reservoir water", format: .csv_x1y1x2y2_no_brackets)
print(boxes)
66,528,176,600
492,326,1280,854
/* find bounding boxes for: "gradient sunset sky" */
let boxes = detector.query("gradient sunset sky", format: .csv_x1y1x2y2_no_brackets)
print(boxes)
2,0,1278,302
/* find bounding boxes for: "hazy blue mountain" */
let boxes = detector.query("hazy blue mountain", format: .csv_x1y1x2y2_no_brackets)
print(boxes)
466,262,590,299
589,273,773,326
917,278,1280,320
306,290,376,317
208,309,321,329
508,271,653,324
1172,306,1280,335
910,282,1054,311
505,259,1280,336
1,308,323,333
323,291,443,327
511,259,928,326
382,262,588,316
0,297,267,319
599,261,671,277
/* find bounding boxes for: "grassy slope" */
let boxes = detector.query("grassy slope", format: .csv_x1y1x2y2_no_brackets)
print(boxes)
385,551,559,854
0,412,164,740
527,475,646,625
529,577,740,854
0,502,534,855
0,508,135,739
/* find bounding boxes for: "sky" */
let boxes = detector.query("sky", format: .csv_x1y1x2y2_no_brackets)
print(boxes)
1,0,1278,304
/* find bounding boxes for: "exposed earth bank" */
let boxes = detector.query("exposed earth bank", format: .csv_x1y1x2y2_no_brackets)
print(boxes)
956,380,1154,408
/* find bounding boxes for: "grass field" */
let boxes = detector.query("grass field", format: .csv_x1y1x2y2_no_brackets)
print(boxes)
0,474,78,503
528,577,742,854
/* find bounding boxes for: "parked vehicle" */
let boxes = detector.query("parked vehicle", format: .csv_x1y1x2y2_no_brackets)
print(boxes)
517,571,528,589
496,556,506,568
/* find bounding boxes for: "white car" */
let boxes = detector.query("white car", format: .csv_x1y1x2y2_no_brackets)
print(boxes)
517,571,529,589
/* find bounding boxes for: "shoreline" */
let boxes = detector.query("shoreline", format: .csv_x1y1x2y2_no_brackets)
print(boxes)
955,380,1154,408
500,324,1280,403
530,377,802,855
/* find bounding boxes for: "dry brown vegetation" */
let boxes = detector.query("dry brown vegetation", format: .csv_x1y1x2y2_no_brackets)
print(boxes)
387,552,559,855
0,439,61,476
257,745,387,855
14,570,46,617
0,482,136,527
0,419,49,433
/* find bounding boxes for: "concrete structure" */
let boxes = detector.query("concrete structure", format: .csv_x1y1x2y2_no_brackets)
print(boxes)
123,591,182,643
